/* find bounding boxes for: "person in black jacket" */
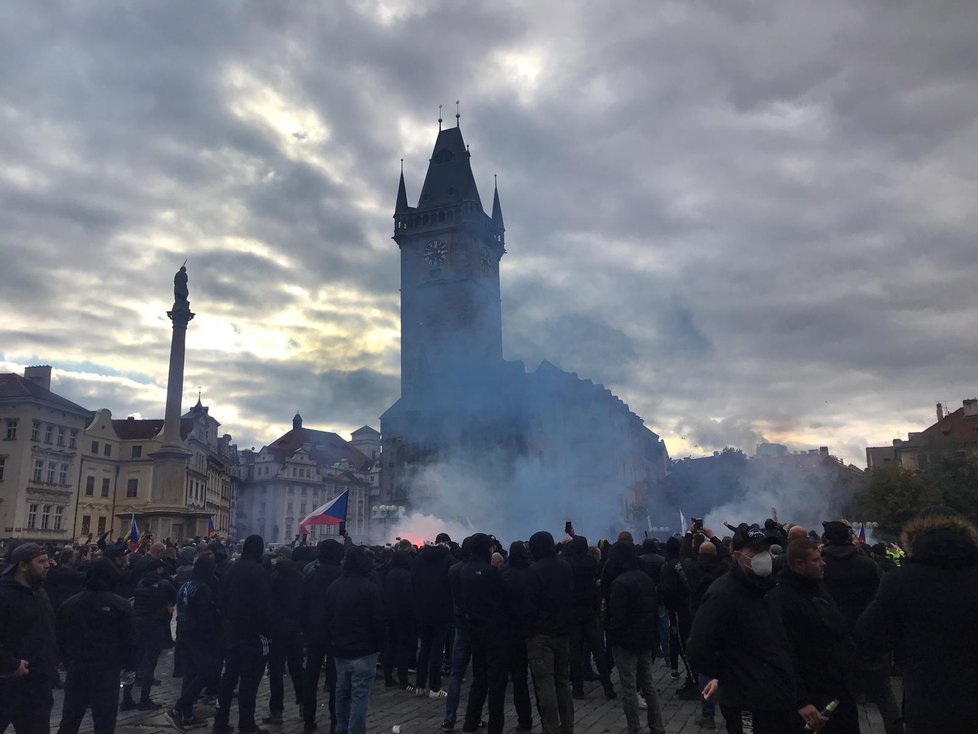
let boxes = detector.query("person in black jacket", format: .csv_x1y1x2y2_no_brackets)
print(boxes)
121,558,176,711
56,558,137,734
500,541,534,733
263,546,304,725
300,538,345,734
768,538,859,733
660,535,695,689
443,537,474,732
562,536,616,700
44,547,84,612
526,531,574,734
0,543,57,734
606,541,666,734
686,523,796,734
411,536,454,697
168,554,220,729
383,549,416,690
214,534,273,734
856,506,978,734
324,545,385,734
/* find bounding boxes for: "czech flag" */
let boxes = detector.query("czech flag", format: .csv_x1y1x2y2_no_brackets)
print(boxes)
207,516,216,537
127,514,140,552
858,523,866,544
299,490,349,535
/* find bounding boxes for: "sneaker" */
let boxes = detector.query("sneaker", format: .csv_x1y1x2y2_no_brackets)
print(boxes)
261,712,283,724
440,720,456,732
166,709,187,731
136,700,163,711
428,689,448,699
670,669,680,680
415,687,429,697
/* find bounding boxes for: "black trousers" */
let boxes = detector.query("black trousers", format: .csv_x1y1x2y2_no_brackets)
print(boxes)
720,706,798,734
508,635,532,728
215,638,267,733
303,641,337,730
268,629,304,713
464,638,509,734
56,669,119,734
384,617,416,686
569,610,611,692
0,672,54,734
174,636,220,718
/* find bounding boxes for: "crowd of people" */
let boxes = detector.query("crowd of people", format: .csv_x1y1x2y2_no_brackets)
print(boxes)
0,503,976,734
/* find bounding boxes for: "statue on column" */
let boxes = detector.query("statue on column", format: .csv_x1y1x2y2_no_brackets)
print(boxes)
174,261,189,306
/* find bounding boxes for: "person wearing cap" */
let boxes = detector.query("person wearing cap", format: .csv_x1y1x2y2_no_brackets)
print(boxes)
0,543,58,734
856,505,978,734
263,545,304,725
686,523,796,734
56,558,138,734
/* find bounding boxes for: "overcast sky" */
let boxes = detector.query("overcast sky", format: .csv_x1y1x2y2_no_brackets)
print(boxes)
2,0,976,467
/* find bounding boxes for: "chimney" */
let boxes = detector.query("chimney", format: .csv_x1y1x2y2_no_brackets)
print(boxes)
23,365,52,391
937,403,945,422
964,399,978,417
819,446,829,457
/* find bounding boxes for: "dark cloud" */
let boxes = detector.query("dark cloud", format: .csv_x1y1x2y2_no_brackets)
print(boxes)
2,1,977,465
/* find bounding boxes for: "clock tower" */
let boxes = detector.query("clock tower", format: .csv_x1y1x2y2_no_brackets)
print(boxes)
393,124,506,397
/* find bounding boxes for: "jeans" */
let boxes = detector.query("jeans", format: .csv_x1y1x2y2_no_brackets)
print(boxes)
215,638,267,733
526,633,573,734
268,629,304,712
445,627,471,724
303,642,337,730
334,652,378,734
613,646,665,734
416,620,449,692
464,637,509,734
57,669,119,734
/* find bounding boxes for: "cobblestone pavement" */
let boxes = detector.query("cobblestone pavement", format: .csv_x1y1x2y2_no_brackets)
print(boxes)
50,647,888,734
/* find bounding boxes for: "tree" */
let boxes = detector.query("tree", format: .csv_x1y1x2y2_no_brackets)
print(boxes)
858,466,941,539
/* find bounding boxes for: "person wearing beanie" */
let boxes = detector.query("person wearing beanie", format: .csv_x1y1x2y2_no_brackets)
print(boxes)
300,538,345,734
857,506,978,734
526,530,574,734
213,534,273,734
56,558,138,734
324,546,386,734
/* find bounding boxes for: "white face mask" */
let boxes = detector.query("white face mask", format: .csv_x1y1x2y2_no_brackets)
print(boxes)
749,550,773,577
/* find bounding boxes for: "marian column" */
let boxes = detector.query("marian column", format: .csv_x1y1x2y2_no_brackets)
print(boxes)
160,265,195,449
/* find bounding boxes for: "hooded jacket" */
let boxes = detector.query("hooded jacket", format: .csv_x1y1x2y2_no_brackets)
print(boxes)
383,550,415,621
300,539,344,646
410,543,454,625
561,535,601,617
820,541,881,631
500,541,535,638
56,559,138,672
221,534,272,642
856,511,978,734
460,536,510,644
0,574,58,678
175,555,219,641
606,542,659,651
527,531,573,637
324,546,385,659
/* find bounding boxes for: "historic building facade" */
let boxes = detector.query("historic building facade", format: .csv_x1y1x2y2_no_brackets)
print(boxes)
380,123,668,537
75,399,237,543
233,414,380,544
0,366,92,543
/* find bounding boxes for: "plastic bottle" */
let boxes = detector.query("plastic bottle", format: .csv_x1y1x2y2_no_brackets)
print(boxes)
804,699,839,731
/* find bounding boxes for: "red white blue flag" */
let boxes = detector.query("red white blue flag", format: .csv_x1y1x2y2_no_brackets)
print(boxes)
858,523,866,544
127,514,140,551
299,490,349,534
207,516,216,537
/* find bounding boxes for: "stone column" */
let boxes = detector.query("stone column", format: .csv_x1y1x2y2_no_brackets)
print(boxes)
160,266,195,449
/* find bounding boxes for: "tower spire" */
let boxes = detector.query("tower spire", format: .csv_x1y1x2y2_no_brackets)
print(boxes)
395,159,409,213
456,100,460,128
491,174,504,230
438,104,443,131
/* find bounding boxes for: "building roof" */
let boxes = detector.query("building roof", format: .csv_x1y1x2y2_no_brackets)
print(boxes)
0,373,92,417
266,426,371,470
900,403,978,448
417,126,483,211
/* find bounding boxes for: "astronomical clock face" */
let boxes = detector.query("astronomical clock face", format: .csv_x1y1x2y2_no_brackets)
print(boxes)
423,239,449,266
480,247,492,272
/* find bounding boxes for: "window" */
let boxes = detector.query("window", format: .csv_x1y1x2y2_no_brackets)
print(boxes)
101,477,110,497
54,506,63,530
287,501,293,513
57,427,66,447
299,502,306,515
97,516,106,535
80,514,91,535
126,478,138,498
31,422,40,441
45,425,53,443
131,445,142,458
91,440,99,454
33,459,43,482
40,504,51,530
47,461,56,483
59,463,68,485
0,457,5,481
260,501,267,514
5,419,17,440
103,444,111,457
68,431,76,449
85,476,95,496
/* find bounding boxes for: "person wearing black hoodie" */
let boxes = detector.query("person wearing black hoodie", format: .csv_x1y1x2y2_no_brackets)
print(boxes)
324,545,385,734
562,535,616,700
168,554,220,729
500,541,534,733
121,557,176,711
605,541,666,734
856,506,978,734
526,531,574,734
264,546,304,725
56,557,137,734
300,538,345,734
411,536,454,697
383,549,416,690
214,534,273,734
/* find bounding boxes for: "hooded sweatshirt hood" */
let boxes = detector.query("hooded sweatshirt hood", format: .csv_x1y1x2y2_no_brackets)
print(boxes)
343,546,373,577
241,534,264,561
529,531,556,561
508,541,531,568
84,558,122,592
193,554,217,583
902,508,978,569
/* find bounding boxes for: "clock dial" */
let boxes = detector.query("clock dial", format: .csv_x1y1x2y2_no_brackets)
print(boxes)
423,240,449,266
